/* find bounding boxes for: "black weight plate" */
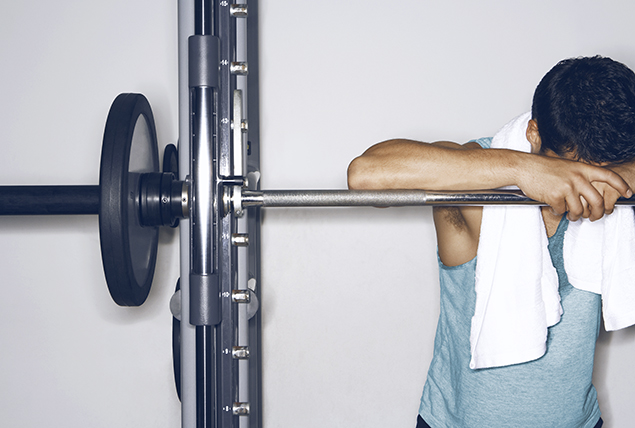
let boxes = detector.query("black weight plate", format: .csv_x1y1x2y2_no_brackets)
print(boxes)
172,278,181,401
99,93,160,306
162,143,180,228
163,143,179,176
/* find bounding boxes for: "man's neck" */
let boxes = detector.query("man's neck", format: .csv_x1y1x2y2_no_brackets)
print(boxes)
541,206,564,238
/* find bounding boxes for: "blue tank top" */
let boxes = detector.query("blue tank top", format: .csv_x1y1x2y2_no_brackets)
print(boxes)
419,138,602,427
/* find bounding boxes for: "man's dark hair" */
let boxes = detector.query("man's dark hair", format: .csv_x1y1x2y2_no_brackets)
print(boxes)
532,56,635,164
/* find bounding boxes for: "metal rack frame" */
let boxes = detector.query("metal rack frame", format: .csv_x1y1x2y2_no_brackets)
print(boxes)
177,1,261,427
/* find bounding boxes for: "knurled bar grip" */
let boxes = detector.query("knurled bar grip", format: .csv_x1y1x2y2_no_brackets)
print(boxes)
0,185,100,215
239,189,635,208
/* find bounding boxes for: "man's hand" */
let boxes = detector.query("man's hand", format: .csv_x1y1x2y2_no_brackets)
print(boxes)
591,161,635,217
517,155,633,222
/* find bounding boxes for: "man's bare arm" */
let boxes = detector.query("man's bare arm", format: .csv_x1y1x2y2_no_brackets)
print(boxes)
347,138,633,221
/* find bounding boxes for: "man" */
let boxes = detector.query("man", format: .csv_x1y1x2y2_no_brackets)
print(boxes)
348,56,635,427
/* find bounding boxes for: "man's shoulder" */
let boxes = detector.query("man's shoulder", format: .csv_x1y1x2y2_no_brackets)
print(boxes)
470,137,492,149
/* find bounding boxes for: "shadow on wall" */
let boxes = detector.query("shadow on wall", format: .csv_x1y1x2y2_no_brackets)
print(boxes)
594,320,635,425
0,214,179,325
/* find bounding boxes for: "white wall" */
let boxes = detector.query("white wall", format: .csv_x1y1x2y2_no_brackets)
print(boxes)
2,1,635,427
0,1,181,427
258,1,635,427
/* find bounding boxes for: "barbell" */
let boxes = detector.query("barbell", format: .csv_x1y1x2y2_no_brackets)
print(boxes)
4,93,635,308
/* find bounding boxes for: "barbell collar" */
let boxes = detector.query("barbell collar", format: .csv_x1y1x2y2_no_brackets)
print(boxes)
139,172,190,227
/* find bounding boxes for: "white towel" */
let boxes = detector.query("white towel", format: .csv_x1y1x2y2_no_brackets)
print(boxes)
564,210,635,331
469,112,635,370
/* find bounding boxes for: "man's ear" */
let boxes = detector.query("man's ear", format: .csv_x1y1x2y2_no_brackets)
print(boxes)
526,119,542,154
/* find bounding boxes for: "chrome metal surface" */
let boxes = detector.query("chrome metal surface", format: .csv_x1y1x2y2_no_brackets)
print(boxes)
233,90,245,177
232,289,251,304
230,62,249,75
233,402,250,416
230,4,248,17
238,189,541,208
231,233,250,247
228,185,244,217
232,346,250,360
190,86,216,275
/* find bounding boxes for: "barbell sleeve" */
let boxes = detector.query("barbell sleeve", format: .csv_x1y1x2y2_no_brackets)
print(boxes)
0,186,100,215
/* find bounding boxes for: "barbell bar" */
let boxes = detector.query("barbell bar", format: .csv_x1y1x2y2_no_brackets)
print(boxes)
223,186,635,215
10,184,634,221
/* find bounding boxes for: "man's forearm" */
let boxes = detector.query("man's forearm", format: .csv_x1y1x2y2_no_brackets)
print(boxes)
347,139,532,192
348,138,632,221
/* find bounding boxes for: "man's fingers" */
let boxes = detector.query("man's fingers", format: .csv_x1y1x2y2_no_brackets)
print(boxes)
591,168,632,198
571,181,605,221
548,199,567,216
579,195,592,220
566,198,583,221
601,187,619,215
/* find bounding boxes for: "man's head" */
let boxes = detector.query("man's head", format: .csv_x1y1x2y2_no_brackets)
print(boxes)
530,56,635,164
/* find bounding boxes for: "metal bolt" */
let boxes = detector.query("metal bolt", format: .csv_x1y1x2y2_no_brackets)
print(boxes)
231,289,250,304
230,62,248,76
229,4,248,17
233,402,250,416
231,233,249,247
232,346,250,359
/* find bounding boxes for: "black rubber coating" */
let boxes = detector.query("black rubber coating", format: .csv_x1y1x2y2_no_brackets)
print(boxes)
139,171,181,228
162,144,181,228
99,93,160,306
0,185,100,215
163,143,179,176
173,278,181,401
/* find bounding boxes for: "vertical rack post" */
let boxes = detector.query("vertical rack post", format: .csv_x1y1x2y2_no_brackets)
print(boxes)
244,1,262,426
189,1,221,427
181,0,260,426
217,0,241,427
230,1,262,427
